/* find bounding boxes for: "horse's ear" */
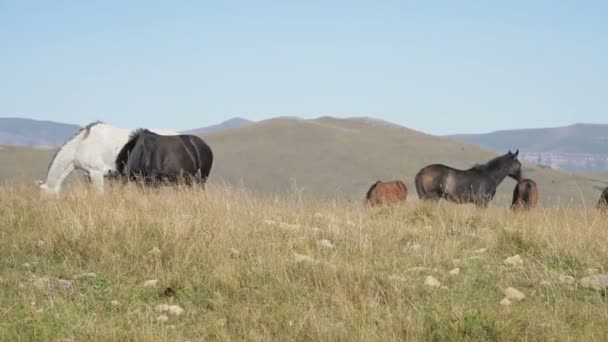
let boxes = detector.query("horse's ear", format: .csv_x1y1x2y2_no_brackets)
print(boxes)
514,149,519,157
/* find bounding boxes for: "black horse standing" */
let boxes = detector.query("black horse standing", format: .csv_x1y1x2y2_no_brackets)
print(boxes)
415,150,522,207
115,129,213,186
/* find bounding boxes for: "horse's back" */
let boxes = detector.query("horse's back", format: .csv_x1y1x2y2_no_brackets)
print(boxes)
366,180,407,206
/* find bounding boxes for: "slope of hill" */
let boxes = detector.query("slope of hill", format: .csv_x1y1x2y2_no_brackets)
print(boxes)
2,117,606,206
447,124,608,172
0,117,81,146
185,117,253,134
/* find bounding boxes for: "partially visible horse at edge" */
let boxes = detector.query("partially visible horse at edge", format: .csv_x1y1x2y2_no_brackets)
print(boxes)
365,180,408,207
511,178,539,211
115,129,213,187
36,122,177,194
415,150,522,207
598,187,608,211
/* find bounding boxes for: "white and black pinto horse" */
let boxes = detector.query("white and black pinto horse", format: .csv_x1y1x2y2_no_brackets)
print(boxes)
36,122,177,194
114,129,213,187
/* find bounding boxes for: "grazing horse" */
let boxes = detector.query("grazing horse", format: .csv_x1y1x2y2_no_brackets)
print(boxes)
511,178,539,211
36,122,177,194
598,187,608,211
115,129,213,186
415,150,522,207
365,180,408,207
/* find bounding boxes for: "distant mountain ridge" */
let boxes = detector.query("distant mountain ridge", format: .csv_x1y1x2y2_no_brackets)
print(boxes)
0,117,254,147
447,123,608,172
0,118,81,146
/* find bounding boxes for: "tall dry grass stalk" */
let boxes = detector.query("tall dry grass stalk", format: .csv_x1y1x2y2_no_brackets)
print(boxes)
1,183,608,341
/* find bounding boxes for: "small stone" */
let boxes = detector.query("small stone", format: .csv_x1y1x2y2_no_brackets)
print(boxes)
156,315,169,323
148,247,161,256
156,304,185,316
500,297,512,306
74,272,97,280
36,240,46,248
111,300,119,306
559,275,575,285
408,243,422,251
504,287,526,302
580,274,608,291
293,253,315,264
143,279,159,288
229,248,240,256
449,268,460,276
317,239,335,249
23,263,31,269
155,304,170,312
168,305,185,316
474,248,487,254
424,276,441,288
504,255,524,267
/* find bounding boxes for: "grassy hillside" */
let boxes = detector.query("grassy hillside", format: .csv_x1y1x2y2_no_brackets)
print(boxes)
2,184,608,340
2,117,607,207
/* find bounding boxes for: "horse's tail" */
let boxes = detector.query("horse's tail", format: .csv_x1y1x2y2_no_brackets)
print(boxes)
365,181,381,203
115,129,146,174
415,171,426,199
522,181,532,204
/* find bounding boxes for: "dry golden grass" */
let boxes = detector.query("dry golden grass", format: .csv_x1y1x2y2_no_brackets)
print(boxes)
1,183,608,341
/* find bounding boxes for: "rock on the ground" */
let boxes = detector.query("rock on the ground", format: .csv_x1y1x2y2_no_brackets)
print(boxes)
424,276,441,288
559,275,575,285
36,240,46,248
156,304,185,316
449,268,460,276
293,253,315,264
317,239,335,249
500,297,512,307
111,300,119,306
143,279,159,288
504,255,524,267
504,287,526,301
74,272,97,280
580,274,608,291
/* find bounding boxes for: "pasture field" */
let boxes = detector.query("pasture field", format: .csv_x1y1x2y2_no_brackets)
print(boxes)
1,183,608,341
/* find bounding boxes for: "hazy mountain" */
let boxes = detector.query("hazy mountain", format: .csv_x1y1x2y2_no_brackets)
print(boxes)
184,117,253,135
0,117,81,146
447,124,608,172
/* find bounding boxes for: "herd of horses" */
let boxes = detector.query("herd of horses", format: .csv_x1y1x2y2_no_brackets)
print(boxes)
35,121,608,211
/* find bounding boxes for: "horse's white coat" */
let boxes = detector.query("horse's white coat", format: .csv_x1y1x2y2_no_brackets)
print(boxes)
37,122,177,194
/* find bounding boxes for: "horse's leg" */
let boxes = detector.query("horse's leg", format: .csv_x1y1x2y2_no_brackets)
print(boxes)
89,170,105,193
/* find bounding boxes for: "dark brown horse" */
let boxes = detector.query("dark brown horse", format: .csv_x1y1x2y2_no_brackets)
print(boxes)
598,187,608,211
415,150,522,207
365,180,408,207
511,178,538,211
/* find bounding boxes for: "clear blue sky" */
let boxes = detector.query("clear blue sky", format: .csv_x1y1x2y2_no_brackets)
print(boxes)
1,1,606,134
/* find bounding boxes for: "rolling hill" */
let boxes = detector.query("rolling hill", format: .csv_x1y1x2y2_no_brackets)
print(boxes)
0,118,81,146
447,124,608,172
185,117,253,135
2,117,607,207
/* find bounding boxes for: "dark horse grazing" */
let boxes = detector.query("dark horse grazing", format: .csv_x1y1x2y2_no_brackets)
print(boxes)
598,187,608,211
115,129,213,186
415,150,522,207
365,180,408,207
511,178,538,211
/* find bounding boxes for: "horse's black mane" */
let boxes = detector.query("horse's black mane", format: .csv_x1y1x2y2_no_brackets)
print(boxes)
469,152,514,173
47,121,104,172
115,129,155,174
